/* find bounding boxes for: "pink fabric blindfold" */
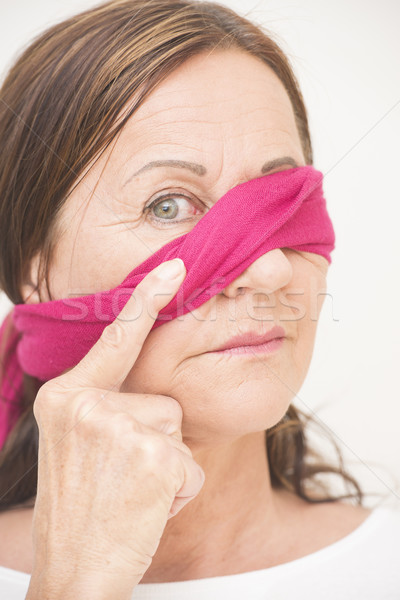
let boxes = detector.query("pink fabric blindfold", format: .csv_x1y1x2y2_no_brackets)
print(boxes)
0,165,335,447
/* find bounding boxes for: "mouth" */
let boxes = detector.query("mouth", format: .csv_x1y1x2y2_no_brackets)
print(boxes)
210,325,286,356
211,337,285,356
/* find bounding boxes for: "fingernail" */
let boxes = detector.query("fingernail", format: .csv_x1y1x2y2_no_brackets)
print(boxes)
157,258,186,280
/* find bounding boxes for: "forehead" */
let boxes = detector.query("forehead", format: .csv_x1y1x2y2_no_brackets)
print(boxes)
112,49,301,169
133,49,293,120
69,49,304,203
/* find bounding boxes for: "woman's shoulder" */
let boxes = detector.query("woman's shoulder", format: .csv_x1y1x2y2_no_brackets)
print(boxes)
308,497,400,531
276,489,400,565
295,496,400,563
303,498,374,543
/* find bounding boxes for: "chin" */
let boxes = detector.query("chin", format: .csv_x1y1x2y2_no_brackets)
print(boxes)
180,384,293,443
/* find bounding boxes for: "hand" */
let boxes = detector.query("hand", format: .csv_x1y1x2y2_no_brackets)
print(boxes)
26,259,205,600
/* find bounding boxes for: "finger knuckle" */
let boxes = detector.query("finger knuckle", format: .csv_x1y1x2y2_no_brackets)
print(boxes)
32,389,46,421
101,319,127,350
157,395,183,425
135,434,185,494
134,284,155,317
33,381,62,420
70,389,101,423
108,411,141,438
132,284,147,305
140,436,172,467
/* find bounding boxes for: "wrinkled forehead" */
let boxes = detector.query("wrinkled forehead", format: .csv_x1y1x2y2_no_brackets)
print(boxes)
84,50,303,192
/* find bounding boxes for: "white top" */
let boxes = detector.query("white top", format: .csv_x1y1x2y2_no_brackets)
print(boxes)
1,505,400,599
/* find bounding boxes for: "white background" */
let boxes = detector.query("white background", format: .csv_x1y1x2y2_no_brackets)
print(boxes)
0,0,399,509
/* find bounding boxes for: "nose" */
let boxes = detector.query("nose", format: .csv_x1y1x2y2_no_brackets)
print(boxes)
221,248,293,299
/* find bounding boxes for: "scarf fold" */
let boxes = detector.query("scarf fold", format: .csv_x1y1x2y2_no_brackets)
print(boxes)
0,165,335,448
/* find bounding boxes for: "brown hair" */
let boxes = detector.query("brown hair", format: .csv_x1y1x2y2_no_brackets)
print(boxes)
0,0,364,510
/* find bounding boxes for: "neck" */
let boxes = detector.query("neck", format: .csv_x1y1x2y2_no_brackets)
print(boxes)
140,430,294,583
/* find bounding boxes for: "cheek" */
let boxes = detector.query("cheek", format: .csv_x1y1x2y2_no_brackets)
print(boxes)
287,263,327,377
287,254,328,323
119,321,189,395
307,268,328,322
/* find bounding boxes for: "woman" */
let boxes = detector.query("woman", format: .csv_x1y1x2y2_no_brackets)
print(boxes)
0,1,399,598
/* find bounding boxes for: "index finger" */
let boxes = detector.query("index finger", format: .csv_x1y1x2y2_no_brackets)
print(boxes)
56,258,186,391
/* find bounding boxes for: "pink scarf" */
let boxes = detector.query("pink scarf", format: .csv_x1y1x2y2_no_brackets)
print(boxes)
0,165,335,448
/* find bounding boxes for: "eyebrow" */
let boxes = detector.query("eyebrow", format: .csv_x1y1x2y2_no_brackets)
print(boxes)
123,155,298,187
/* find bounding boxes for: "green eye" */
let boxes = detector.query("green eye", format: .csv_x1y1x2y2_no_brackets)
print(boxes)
152,197,179,220
145,193,204,226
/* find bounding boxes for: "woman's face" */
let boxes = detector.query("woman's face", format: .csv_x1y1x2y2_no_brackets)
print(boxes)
25,49,329,448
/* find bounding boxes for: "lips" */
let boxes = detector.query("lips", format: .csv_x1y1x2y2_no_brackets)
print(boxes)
213,325,286,352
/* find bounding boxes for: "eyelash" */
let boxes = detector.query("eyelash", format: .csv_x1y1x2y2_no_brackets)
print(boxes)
144,192,204,226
